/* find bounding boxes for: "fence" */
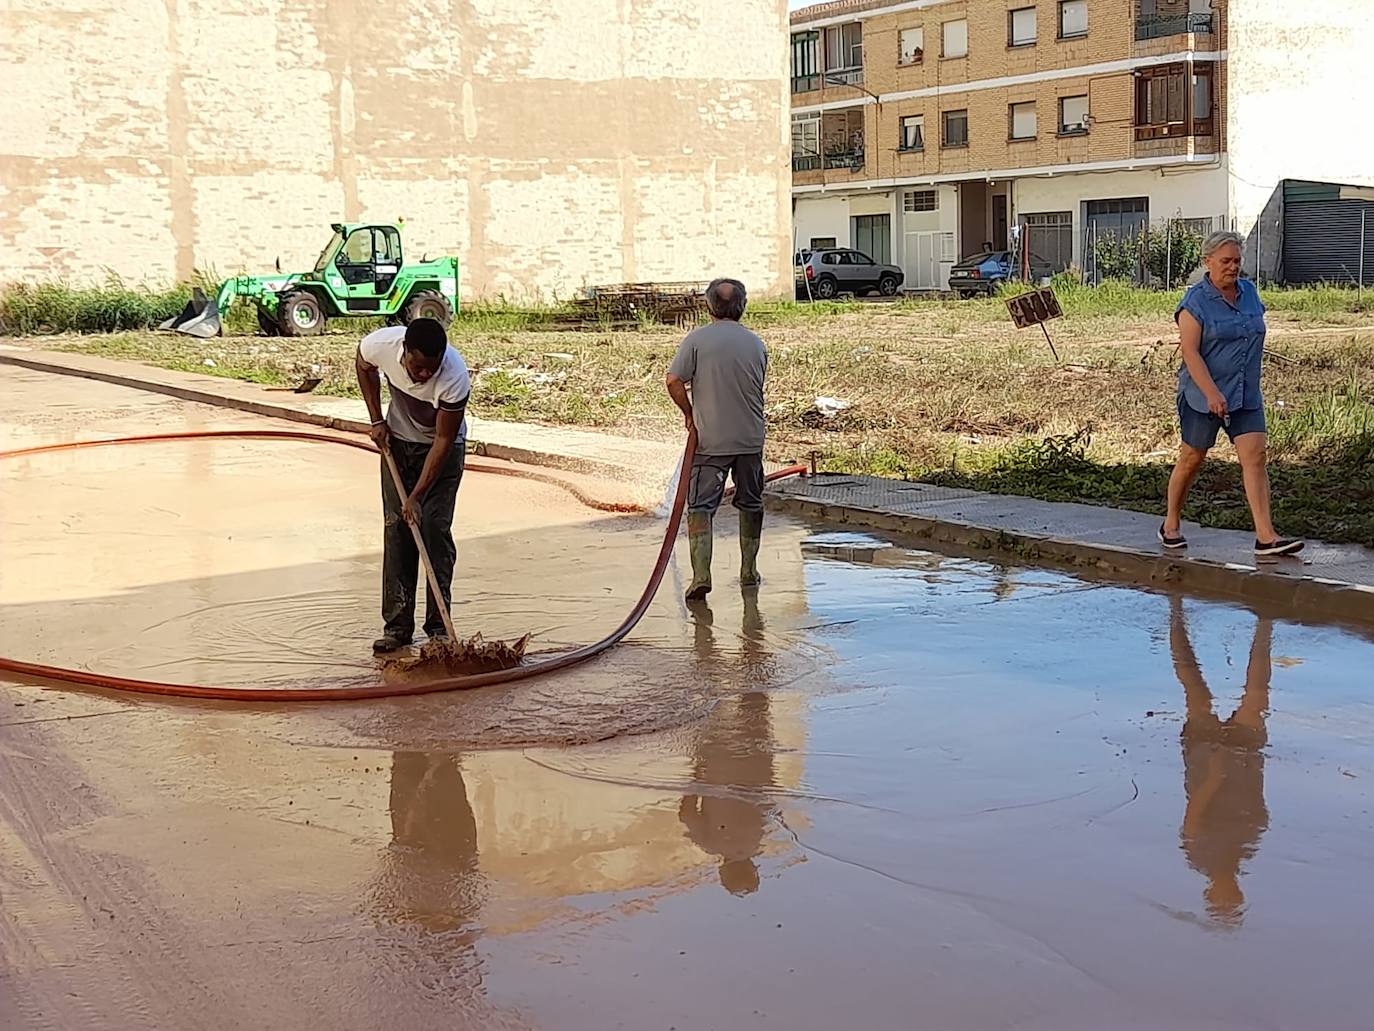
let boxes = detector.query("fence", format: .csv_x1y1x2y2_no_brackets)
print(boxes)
1135,12,1214,41
1077,214,1225,289
1014,194,1374,292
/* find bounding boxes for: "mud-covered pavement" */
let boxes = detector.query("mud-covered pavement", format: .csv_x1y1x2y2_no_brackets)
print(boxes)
2,367,1373,1031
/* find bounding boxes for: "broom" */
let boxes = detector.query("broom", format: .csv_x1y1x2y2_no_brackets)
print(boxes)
381,447,529,675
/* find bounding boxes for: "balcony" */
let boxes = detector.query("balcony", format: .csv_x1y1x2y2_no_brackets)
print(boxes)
792,154,821,172
1135,12,1213,40
824,66,864,89
823,148,866,173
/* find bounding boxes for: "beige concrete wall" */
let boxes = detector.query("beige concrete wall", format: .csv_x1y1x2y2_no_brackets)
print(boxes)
0,0,793,300
1227,0,1374,231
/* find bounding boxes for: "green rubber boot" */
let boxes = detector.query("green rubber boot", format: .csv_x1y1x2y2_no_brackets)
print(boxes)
685,512,713,600
739,509,763,588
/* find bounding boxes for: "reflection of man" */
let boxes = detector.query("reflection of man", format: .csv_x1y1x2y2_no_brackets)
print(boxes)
1170,598,1271,925
375,752,484,951
679,600,777,896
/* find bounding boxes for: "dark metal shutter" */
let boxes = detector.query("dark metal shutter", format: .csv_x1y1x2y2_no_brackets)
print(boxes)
1282,180,1374,285
1281,200,1374,285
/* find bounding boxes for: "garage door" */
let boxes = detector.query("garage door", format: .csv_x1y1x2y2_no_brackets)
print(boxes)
852,214,892,266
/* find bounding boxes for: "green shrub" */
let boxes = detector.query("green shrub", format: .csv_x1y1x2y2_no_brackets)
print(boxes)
0,278,191,335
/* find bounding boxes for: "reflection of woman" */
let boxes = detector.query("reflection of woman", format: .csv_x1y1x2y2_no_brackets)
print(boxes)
1170,599,1271,925
1161,231,1303,557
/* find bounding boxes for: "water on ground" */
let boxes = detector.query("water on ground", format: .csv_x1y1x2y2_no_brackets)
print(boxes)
2,369,1373,1031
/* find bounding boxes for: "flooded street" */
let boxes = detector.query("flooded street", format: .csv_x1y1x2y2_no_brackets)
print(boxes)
3,369,1373,1030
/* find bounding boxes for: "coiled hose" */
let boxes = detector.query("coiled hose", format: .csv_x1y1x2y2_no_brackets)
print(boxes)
0,429,805,702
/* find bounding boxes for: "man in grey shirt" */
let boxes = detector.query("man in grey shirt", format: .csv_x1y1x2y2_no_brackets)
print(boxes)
666,278,768,600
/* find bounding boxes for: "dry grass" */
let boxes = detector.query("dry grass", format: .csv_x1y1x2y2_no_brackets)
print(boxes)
31,296,1374,545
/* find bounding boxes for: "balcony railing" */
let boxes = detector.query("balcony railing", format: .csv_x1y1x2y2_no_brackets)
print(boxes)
1135,114,1214,141
824,66,864,88
1135,12,1214,40
792,154,821,172
823,149,865,172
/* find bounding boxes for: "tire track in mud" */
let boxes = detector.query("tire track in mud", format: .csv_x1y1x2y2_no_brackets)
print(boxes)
0,725,298,1030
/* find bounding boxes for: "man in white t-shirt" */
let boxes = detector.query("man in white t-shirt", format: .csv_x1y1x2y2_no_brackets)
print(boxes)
355,318,471,653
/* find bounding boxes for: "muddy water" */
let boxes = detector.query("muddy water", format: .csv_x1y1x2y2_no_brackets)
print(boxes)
3,370,1374,1030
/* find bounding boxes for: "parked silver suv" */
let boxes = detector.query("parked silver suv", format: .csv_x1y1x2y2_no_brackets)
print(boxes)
795,248,904,299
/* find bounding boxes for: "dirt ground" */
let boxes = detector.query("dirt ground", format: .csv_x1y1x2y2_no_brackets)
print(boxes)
39,296,1374,545
42,304,1374,462
4,367,1374,1031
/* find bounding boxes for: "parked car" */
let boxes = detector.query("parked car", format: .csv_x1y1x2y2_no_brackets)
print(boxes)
948,250,1013,297
795,248,904,299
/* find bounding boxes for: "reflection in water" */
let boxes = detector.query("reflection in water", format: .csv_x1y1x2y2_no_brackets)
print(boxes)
1170,598,1271,926
371,752,487,991
680,596,777,896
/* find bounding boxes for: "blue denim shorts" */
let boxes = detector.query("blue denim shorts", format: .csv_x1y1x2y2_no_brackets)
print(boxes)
1177,395,1266,450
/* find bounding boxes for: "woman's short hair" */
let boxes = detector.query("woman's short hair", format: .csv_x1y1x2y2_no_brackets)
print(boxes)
1202,230,1244,258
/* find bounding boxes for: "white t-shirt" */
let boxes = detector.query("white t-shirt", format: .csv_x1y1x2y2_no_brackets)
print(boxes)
358,326,470,444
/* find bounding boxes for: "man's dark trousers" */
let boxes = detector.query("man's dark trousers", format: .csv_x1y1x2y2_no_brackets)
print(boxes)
381,438,465,640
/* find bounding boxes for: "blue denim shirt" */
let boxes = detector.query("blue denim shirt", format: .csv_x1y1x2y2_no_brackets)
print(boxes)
1175,275,1266,414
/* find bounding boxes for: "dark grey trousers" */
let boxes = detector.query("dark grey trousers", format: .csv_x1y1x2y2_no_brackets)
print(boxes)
381,439,465,639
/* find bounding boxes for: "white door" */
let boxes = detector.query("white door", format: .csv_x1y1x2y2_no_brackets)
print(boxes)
904,231,939,290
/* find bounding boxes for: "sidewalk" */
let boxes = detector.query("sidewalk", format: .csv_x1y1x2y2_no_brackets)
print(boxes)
766,474,1374,628
5,345,1373,626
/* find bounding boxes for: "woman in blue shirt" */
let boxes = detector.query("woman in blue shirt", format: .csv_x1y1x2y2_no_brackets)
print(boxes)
1161,231,1303,557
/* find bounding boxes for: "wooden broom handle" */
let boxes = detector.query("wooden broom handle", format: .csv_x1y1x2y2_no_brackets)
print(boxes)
383,447,459,641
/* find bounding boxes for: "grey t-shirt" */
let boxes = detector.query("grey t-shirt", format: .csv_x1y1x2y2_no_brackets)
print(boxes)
668,320,768,456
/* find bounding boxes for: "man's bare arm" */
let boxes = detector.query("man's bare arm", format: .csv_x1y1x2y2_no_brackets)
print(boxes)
665,373,693,432
355,348,390,449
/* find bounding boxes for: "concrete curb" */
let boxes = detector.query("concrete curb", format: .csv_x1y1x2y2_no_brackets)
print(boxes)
764,492,1374,630
0,350,638,480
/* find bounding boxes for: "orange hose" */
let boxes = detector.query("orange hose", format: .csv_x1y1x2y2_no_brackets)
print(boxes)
0,429,806,702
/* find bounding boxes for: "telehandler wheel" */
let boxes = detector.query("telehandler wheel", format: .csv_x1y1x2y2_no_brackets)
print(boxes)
279,291,326,337
403,289,454,327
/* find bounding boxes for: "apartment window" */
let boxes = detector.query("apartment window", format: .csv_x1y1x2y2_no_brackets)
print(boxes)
1172,217,1215,238
898,27,924,66
791,31,820,93
791,114,821,171
809,236,837,250
1059,94,1089,134
1009,101,1037,140
1009,7,1037,46
942,19,968,59
1059,0,1088,39
904,190,938,212
1135,63,1213,139
899,115,925,152
942,109,969,148
1192,65,1213,123
825,22,863,78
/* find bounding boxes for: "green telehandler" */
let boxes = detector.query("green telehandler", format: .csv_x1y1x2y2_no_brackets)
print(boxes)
161,221,460,338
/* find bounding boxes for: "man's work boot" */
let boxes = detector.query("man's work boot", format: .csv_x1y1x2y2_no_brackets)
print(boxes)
373,633,412,654
739,509,763,588
685,512,714,600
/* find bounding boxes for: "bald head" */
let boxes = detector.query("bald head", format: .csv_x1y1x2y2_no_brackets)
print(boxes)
705,278,747,322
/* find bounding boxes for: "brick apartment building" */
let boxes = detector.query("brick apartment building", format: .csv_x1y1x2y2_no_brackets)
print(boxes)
789,0,1374,289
